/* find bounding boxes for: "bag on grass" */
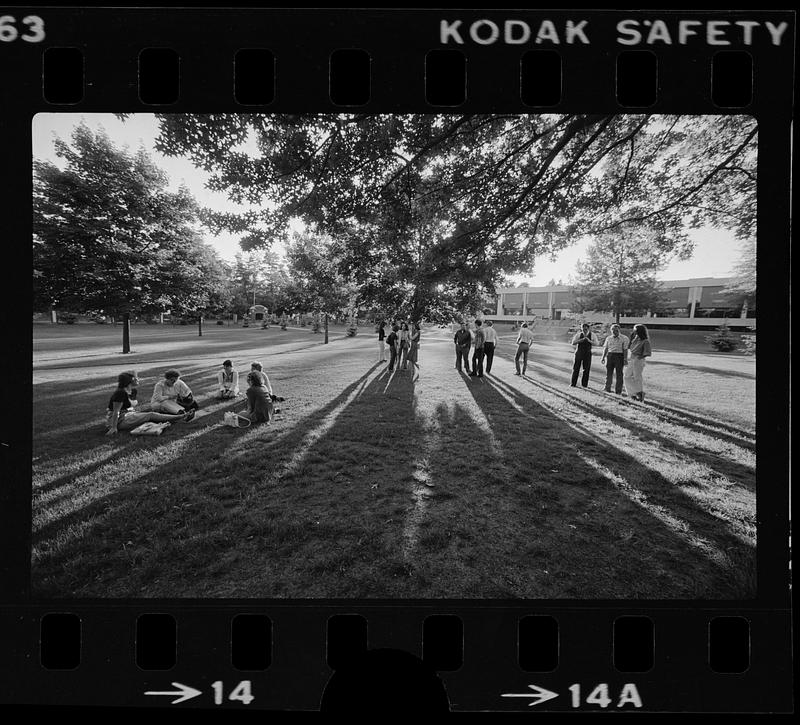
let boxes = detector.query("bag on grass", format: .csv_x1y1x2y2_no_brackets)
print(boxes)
130,421,170,436
223,411,251,428
177,392,199,411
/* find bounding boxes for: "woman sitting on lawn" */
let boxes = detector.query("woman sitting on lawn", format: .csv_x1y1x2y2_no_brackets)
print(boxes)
150,369,198,414
107,372,193,436
244,370,274,424
216,359,240,399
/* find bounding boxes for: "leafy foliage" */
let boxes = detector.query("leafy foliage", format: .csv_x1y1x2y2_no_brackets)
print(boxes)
705,323,738,352
33,123,228,318
573,224,672,321
151,113,757,319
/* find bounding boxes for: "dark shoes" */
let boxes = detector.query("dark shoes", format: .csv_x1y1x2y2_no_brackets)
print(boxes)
183,410,196,422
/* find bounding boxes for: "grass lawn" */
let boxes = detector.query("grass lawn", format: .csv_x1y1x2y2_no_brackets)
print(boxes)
31,324,756,599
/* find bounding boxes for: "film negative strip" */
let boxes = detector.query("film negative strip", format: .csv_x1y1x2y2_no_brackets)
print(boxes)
0,7,794,713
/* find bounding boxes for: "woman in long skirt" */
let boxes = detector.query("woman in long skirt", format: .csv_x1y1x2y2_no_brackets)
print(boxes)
625,324,652,401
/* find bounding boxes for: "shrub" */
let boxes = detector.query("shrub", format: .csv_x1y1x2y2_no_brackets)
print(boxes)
705,322,738,352
216,319,224,325
59,312,77,324
740,332,756,355
346,324,358,337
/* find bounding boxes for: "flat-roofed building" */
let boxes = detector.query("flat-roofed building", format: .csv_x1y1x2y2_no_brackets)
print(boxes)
489,277,754,328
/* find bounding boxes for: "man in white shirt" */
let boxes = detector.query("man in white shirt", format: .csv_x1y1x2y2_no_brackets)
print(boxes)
514,323,535,376
150,369,195,413
482,320,498,374
570,323,599,388
601,324,630,394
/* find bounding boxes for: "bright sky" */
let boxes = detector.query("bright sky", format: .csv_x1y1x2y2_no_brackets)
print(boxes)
32,113,744,284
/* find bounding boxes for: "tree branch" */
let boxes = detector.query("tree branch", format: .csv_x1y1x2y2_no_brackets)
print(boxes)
594,126,758,232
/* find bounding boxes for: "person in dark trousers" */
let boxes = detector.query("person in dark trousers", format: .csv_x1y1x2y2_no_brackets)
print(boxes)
601,324,630,394
470,319,485,377
482,320,497,374
570,323,599,388
453,322,472,372
514,323,535,376
386,325,400,372
377,321,387,362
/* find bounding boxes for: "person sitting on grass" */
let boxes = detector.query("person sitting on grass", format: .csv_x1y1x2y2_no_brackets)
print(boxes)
216,359,240,399
107,372,193,436
150,369,199,414
244,370,274,424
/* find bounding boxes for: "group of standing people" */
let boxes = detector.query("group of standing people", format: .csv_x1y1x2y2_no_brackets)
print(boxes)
570,322,652,400
377,320,421,372
453,319,534,377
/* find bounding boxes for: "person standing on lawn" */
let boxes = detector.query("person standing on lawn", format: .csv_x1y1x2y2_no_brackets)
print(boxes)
570,323,599,388
601,324,630,394
625,323,652,401
399,322,411,370
514,323,535,376
409,322,421,369
482,320,498,374
386,325,400,372
453,322,472,372
377,321,387,363
107,372,193,436
470,319,486,377
217,359,240,399
150,369,198,413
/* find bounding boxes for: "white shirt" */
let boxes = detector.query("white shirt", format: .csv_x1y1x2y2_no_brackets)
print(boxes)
151,378,191,404
483,326,498,344
516,327,534,345
603,334,630,355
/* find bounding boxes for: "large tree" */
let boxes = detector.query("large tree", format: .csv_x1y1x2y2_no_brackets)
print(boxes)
722,239,756,315
574,223,672,323
33,123,225,350
149,113,756,318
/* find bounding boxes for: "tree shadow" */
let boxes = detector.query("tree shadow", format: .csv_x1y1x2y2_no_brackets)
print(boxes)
513,375,755,491
31,364,392,596
646,359,755,380
471,374,755,595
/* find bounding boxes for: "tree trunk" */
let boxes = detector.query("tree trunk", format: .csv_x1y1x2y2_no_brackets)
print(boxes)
198,315,203,337
122,312,131,354
324,313,329,344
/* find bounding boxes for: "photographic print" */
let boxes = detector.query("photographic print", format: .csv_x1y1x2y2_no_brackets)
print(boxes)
31,112,757,599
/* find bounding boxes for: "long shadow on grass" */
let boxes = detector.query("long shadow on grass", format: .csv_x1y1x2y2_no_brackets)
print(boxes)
496,348,756,440
515,375,756,490
31,364,389,596
491,350,756,454
468,375,754,598
645,358,755,380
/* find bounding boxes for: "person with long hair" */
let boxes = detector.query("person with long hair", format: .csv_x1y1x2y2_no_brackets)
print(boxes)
625,324,652,401
408,322,421,368
399,322,411,370
244,370,274,424
107,372,193,436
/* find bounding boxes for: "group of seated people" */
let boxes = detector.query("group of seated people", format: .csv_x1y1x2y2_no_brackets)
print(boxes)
105,360,281,435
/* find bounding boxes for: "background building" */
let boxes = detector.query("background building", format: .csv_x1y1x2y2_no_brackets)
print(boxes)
490,277,755,328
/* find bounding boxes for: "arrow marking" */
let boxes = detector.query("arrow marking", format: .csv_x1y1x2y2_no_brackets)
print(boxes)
501,684,559,707
144,682,203,704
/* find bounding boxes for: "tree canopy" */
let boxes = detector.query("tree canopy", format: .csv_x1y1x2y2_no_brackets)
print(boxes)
33,123,228,319
150,113,757,318
574,224,670,322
